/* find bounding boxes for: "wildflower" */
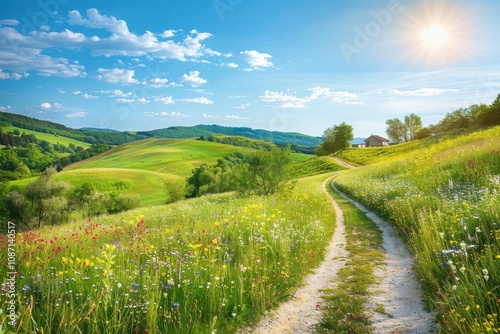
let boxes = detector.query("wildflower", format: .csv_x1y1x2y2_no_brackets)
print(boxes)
173,302,179,308
482,269,489,276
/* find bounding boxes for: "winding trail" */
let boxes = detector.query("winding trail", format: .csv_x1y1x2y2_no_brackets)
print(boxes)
333,183,436,334
240,175,435,333
239,179,348,333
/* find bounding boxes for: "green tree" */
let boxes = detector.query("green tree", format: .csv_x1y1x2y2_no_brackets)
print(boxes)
236,146,295,195
70,182,96,218
385,118,406,143
26,166,69,228
315,122,354,155
165,179,190,203
404,113,423,141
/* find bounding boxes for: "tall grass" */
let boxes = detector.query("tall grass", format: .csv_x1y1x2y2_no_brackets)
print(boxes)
334,126,500,333
0,175,336,333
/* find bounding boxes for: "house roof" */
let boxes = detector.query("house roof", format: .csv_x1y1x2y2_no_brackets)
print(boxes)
364,135,390,142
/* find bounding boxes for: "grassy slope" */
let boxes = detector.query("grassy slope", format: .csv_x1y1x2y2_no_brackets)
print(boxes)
332,126,500,333
335,128,477,165
65,138,308,175
1,125,91,149
9,138,313,207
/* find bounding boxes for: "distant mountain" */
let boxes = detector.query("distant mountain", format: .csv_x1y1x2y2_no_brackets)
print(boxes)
351,137,366,145
139,124,322,148
0,111,322,148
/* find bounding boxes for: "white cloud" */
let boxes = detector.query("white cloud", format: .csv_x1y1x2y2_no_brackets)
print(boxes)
179,97,214,104
72,90,82,95
222,62,239,68
41,102,52,109
100,89,133,97
0,27,86,78
235,102,251,109
224,114,249,120
0,19,19,26
145,111,189,118
181,70,207,87
260,90,306,108
307,87,357,102
387,88,459,97
203,114,248,120
344,101,365,105
116,97,150,104
148,77,169,87
260,87,361,109
228,95,247,99
0,70,29,80
240,50,273,69
65,111,87,118
96,68,139,84
161,30,177,38
202,113,221,119
154,96,174,105
83,93,99,99
0,105,12,111
67,9,219,60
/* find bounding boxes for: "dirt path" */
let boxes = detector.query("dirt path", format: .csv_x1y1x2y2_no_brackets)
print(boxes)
238,178,349,334
333,184,436,334
240,178,435,334
329,156,358,169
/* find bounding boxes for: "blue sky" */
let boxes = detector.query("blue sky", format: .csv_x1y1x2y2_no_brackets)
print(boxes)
0,0,499,137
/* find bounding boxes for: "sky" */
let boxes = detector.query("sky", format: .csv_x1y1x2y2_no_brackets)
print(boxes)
0,0,499,138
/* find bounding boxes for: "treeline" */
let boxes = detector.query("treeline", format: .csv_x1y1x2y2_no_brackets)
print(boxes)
385,94,500,143
165,146,296,203
0,167,141,230
0,129,111,181
198,135,275,151
1,111,322,148
416,95,500,138
0,112,143,145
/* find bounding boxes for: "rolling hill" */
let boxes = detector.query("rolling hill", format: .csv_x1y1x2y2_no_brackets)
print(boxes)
0,111,323,147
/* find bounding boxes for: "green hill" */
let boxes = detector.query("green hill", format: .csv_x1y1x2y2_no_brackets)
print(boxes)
0,111,322,148
7,138,309,206
65,138,269,177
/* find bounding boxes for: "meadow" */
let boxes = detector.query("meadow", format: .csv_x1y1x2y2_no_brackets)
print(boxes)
0,126,90,151
0,174,337,333
333,126,500,333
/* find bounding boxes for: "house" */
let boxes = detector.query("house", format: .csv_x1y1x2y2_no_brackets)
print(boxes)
364,135,390,147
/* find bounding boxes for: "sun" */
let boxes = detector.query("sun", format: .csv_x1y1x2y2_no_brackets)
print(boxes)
401,1,472,66
419,24,451,50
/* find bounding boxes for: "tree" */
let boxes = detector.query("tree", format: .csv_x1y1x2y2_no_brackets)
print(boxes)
26,166,68,228
165,179,190,203
385,118,406,143
315,122,354,155
236,146,295,195
70,182,96,218
404,113,423,141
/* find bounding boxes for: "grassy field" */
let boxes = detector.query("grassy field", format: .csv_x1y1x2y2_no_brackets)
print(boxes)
334,126,500,333
65,138,310,176
336,128,475,166
0,125,91,149
7,137,316,208
1,173,337,334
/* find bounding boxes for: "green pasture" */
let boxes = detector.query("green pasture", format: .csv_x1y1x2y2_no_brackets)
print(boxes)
0,125,91,149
